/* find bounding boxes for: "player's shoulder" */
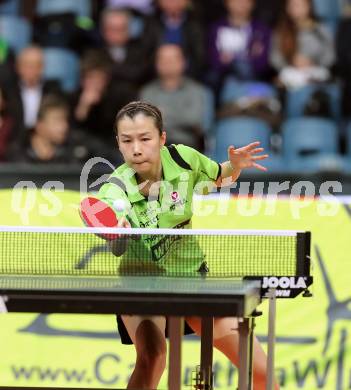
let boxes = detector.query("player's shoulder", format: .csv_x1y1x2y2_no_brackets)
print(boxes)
173,144,199,159
98,163,132,198
172,144,219,178
172,144,204,168
109,162,130,178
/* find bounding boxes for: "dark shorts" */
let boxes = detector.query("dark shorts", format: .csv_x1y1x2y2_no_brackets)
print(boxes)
116,261,209,345
116,315,195,345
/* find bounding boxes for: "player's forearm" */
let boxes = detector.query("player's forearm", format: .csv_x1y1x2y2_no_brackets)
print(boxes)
219,161,241,184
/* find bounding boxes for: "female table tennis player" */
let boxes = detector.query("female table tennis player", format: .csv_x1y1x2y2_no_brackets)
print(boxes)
96,101,279,389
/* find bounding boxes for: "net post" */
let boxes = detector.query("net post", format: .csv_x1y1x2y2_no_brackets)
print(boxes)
296,232,311,276
266,288,276,390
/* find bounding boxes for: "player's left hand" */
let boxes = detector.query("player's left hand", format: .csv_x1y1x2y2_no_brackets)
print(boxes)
228,142,268,172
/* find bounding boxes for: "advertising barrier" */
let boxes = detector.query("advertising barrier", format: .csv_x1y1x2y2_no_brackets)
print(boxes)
0,189,350,389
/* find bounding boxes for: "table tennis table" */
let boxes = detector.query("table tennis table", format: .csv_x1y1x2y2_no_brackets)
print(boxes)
0,275,261,390
0,226,312,390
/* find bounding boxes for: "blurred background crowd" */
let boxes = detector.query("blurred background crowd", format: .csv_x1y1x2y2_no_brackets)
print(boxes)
0,0,350,173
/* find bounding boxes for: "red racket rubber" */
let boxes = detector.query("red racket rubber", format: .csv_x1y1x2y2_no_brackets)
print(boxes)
79,196,120,240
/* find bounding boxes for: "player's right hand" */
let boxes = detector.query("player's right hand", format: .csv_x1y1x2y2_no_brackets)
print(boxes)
118,216,131,229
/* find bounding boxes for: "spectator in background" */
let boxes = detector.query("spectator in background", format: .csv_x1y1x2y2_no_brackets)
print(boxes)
100,7,152,85
140,44,211,150
9,95,111,164
6,46,62,134
207,0,271,92
0,85,15,162
72,49,135,146
270,0,335,89
9,95,72,163
143,0,205,80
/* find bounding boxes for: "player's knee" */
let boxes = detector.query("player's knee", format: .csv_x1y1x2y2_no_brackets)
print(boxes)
134,321,167,376
136,346,167,377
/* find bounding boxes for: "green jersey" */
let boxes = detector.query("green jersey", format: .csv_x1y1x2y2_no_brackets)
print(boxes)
97,144,221,275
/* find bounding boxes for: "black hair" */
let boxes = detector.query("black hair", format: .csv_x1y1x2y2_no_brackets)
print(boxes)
115,101,163,135
37,94,69,121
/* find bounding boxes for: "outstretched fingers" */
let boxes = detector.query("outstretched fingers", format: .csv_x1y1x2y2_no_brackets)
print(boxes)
252,162,268,171
241,141,261,151
251,154,269,161
250,147,265,154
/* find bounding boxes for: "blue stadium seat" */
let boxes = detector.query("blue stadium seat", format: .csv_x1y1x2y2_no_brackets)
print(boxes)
213,117,272,163
0,0,20,15
0,15,32,53
260,154,285,173
220,78,277,105
43,48,79,92
36,0,92,17
285,83,341,120
282,117,343,172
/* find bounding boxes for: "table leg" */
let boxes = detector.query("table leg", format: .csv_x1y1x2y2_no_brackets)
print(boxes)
168,316,183,390
238,317,254,390
248,318,255,390
266,289,277,390
200,317,214,389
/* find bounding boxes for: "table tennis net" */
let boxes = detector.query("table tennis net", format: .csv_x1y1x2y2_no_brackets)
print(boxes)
0,227,309,278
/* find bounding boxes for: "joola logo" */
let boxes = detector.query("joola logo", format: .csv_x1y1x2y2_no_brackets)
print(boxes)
262,276,307,289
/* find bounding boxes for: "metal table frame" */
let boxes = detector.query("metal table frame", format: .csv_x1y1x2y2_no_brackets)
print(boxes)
0,277,261,390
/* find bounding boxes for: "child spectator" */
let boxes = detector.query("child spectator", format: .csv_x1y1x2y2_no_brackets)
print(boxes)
9,95,111,164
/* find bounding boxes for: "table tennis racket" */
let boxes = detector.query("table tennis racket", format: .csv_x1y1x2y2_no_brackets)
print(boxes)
79,196,121,240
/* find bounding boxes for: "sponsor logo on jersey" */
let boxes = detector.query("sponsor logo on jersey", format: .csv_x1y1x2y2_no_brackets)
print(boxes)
171,191,180,202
